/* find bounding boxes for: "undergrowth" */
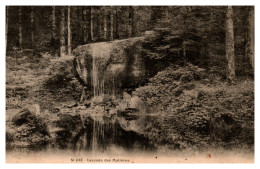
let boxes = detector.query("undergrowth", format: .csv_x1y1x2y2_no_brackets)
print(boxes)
133,63,254,150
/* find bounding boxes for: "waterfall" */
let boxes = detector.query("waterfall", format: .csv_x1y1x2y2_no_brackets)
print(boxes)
92,57,97,98
112,76,115,97
73,37,146,102
92,57,105,102
91,43,112,101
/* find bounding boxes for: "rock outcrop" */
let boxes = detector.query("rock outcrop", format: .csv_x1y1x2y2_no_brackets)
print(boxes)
73,37,146,97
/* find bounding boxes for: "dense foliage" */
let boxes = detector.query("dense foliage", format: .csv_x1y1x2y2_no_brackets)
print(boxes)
141,6,253,78
133,64,254,150
6,6,253,78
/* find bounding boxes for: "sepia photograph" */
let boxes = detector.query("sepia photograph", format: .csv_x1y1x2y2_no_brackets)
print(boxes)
5,5,254,163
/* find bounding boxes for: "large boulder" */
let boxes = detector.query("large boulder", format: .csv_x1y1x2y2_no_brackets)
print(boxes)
73,37,146,96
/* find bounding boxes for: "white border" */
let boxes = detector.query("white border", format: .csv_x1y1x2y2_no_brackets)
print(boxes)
1,0,259,169
0,0,259,6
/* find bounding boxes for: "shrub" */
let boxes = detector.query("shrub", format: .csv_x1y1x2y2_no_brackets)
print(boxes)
132,64,254,150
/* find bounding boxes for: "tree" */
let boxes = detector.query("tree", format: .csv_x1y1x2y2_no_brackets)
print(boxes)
60,7,66,57
115,6,119,39
31,7,34,48
225,6,235,83
110,6,114,40
97,7,102,40
51,6,56,39
5,5,253,81
82,7,88,43
131,6,137,37
90,7,94,41
104,7,108,40
68,6,72,56
128,6,132,37
246,6,254,70
6,6,8,51
19,6,23,49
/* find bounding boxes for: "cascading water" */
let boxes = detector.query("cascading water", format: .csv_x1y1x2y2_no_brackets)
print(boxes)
91,43,114,102
67,38,152,153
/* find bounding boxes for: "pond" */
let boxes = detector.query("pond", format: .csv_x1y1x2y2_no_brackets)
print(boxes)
54,111,157,153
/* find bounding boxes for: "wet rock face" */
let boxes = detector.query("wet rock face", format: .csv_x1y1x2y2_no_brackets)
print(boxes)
73,37,146,96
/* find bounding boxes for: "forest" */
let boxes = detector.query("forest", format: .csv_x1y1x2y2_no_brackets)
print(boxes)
6,6,254,163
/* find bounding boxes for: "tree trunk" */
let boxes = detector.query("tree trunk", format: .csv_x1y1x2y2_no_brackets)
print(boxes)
104,8,107,40
52,6,56,38
6,6,8,51
68,6,72,56
128,7,132,37
31,7,34,48
19,7,23,49
132,6,137,37
225,6,235,83
98,8,102,40
115,6,119,39
60,7,66,57
247,7,254,70
90,7,94,41
110,7,114,41
82,7,87,43
77,7,82,44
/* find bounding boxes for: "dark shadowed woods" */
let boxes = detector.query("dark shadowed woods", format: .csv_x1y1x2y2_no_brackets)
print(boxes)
6,6,254,162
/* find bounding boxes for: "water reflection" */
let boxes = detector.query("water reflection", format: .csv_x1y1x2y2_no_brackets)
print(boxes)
55,113,156,153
